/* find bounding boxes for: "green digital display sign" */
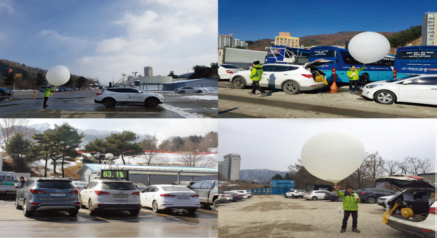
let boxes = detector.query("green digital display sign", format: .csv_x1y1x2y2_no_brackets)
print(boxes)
101,170,129,180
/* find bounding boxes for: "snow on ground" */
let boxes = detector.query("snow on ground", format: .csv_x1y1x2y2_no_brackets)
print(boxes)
160,104,210,118
31,159,79,175
181,95,217,101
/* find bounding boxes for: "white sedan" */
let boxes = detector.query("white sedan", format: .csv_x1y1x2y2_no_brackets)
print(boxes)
218,64,244,80
361,74,437,105
229,59,332,94
174,87,203,93
140,185,200,214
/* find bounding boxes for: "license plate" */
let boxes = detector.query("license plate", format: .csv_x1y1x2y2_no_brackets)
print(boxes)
114,200,127,202
177,196,190,199
50,193,66,197
113,194,128,198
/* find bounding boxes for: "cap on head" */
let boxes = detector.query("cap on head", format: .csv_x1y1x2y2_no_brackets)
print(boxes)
346,185,353,190
253,61,260,65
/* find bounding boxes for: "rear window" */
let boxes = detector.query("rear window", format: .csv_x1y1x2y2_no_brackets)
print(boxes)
101,182,136,190
36,180,74,189
162,186,192,192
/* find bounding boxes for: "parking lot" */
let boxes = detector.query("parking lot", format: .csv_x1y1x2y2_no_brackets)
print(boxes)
218,195,411,238
0,90,218,118
0,199,217,237
218,81,437,118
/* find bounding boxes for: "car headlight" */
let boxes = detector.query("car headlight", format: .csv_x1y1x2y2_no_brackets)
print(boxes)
366,84,382,89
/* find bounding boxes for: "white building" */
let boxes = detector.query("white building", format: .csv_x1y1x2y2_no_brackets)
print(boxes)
422,12,436,46
219,154,241,181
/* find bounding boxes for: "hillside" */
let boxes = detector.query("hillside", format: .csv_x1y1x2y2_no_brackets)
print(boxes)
247,26,422,53
239,169,291,184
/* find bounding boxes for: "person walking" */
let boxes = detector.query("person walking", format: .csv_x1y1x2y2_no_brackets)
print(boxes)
248,61,266,97
43,86,56,109
347,64,365,93
335,185,361,233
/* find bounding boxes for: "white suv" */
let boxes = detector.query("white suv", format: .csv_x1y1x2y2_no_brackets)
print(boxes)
94,87,164,108
79,179,141,216
376,175,435,237
229,59,332,94
285,189,306,198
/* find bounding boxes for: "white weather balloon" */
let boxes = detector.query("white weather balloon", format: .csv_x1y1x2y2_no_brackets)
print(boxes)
348,32,390,64
301,131,365,183
46,65,70,86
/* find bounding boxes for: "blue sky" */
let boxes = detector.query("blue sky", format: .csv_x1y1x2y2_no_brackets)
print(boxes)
219,0,436,40
0,0,217,84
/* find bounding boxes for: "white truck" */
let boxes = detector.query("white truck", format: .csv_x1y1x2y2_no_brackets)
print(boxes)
0,171,18,197
218,47,268,69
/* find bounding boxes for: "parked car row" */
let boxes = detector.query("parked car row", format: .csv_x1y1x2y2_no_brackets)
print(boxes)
14,178,219,217
225,61,437,106
174,87,203,93
216,189,252,207
0,87,14,96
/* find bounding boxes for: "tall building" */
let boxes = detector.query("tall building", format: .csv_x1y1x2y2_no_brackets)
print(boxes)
422,12,436,46
218,34,248,49
144,66,153,77
219,154,241,181
275,32,300,48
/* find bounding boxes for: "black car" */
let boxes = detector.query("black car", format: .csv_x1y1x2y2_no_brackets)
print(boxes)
0,88,13,96
355,188,395,203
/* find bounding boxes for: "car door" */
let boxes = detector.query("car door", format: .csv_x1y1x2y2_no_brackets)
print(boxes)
260,65,276,88
398,76,437,104
148,186,159,207
140,187,150,206
123,88,142,102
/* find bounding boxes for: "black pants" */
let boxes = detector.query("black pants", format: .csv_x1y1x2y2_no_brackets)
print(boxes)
251,81,265,94
349,80,359,92
342,210,358,229
43,97,49,108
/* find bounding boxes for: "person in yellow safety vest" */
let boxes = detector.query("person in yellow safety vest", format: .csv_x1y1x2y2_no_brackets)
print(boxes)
248,61,266,97
43,86,56,109
335,185,361,233
347,64,365,94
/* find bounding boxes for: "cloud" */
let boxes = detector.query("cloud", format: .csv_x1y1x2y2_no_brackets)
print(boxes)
73,0,217,83
38,30,89,46
0,1,14,14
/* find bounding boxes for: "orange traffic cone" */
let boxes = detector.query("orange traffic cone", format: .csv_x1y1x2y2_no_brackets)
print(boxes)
330,74,338,93
66,90,68,94
33,91,36,99
75,89,77,93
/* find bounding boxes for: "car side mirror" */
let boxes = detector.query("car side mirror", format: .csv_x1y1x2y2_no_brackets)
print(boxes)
403,80,412,85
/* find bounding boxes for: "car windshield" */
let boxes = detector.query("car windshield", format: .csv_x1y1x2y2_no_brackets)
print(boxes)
101,182,136,190
36,180,74,189
162,186,192,192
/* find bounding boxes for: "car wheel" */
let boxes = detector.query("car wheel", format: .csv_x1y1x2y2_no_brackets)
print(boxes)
145,97,159,107
16,196,22,210
152,201,160,213
187,208,197,214
213,200,219,209
129,210,140,216
311,196,318,201
282,81,300,94
232,77,247,89
197,90,202,93
367,197,376,204
23,200,32,217
89,200,96,216
102,98,116,107
374,90,396,104
180,90,185,93
69,209,78,217
291,195,295,198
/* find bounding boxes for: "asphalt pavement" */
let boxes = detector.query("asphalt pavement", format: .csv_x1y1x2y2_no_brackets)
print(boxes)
0,90,218,118
0,199,217,237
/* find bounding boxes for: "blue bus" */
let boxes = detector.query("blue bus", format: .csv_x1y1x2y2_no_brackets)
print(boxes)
394,46,437,77
265,46,310,65
309,46,395,84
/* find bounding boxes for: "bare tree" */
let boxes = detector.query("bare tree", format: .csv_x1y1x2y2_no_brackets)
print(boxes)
0,119,34,145
288,158,303,172
177,152,216,168
418,158,432,174
398,157,410,175
363,152,385,188
383,160,399,176
141,134,159,165
405,156,421,175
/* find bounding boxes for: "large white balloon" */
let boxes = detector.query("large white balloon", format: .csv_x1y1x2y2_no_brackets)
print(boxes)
301,131,365,183
46,65,70,86
348,32,390,64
